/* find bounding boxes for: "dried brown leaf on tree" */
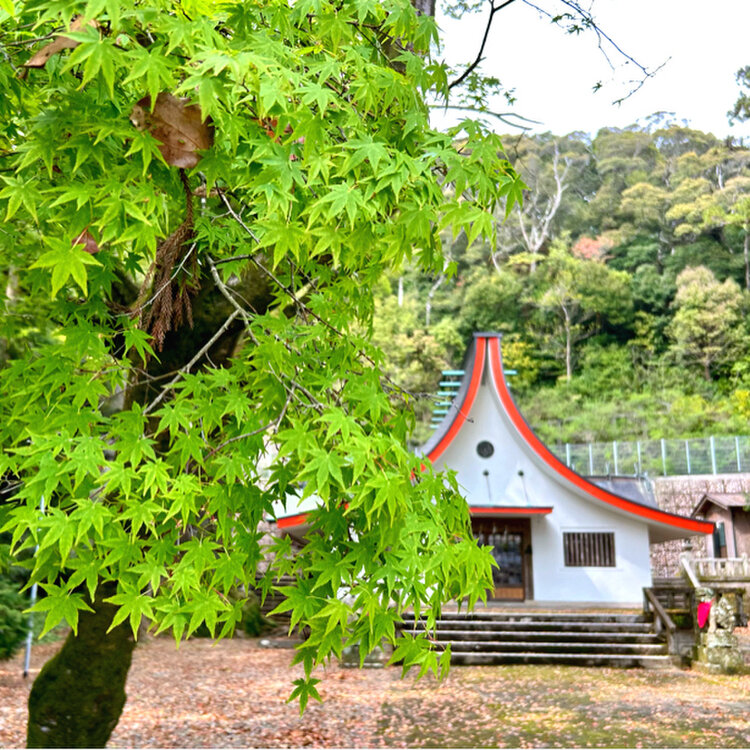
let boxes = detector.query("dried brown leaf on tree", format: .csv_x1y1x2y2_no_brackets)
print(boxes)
73,229,100,254
23,16,99,69
130,93,214,169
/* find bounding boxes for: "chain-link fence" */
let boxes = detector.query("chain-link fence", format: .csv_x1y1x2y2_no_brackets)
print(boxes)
553,435,750,477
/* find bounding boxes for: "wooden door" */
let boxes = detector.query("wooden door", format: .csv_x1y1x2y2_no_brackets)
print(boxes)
472,518,532,601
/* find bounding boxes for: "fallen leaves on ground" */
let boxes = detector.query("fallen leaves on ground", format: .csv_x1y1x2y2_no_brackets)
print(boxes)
1,636,749,748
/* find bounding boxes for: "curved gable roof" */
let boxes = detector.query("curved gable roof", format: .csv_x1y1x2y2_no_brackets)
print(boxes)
422,333,713,540
420,335,487,463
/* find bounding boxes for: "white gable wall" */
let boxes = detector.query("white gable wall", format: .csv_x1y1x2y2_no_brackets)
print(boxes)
432,377,652,603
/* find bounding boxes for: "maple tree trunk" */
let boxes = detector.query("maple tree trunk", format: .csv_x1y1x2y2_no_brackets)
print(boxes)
412,0,435,15
26,265,274,748
26,585,136,748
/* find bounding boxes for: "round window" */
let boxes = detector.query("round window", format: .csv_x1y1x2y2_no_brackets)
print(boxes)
476,440,494,458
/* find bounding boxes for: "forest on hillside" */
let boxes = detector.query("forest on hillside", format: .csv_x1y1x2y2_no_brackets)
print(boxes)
373,119,750,447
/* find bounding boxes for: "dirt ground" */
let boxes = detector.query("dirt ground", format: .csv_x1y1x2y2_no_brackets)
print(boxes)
1,636,750,748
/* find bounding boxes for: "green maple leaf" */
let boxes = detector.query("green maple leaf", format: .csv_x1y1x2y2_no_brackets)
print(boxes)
31,585,94,637
287,677,322,715
30,237,101,297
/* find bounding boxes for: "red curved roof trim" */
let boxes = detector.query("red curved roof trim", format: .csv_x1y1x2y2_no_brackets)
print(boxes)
276,512,309,529
426,337,487,465
470,506,553,516
486,337,713,535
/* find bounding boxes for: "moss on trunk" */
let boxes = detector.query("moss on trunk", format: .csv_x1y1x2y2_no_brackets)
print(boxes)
26,586,136,749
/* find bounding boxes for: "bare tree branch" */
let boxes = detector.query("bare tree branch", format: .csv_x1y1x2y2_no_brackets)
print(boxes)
429,103,540,130
205,422,279,458
448,0,517,90
520,0,667,105
143,309,241,415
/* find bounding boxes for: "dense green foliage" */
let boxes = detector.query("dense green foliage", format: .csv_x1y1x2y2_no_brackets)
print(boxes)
0,0,526,712
377,123,750,446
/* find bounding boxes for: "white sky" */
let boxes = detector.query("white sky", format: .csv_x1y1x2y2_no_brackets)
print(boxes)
433,0,750,140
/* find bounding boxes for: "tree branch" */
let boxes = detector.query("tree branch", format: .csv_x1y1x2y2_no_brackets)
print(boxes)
143,309,241,415
520,0,666,105
448,0,517,90
428,104,540,130
214,190,415,400
207,256,254,325
205,423,278,458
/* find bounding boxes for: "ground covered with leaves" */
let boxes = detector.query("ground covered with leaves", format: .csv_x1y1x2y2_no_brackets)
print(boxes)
1,636,749,748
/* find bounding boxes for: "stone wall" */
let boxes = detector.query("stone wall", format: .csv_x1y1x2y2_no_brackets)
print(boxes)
650,474,750,577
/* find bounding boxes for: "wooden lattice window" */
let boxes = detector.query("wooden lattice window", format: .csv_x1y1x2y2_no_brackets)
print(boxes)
563,532,615,567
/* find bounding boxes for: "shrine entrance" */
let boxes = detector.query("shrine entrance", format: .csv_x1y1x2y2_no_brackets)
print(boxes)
472,517,533,601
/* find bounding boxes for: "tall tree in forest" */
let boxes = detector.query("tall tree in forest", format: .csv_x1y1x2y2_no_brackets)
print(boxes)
667,266,746,380
729,64,750,124
494,134,590,272
530,242,632,380
701,176,750,290
0,0,527,745
587,127,658,231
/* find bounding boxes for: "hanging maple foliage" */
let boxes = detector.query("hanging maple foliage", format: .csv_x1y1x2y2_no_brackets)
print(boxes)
129,92,214,169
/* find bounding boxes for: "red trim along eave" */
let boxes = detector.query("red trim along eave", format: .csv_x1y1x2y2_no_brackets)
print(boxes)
426,337,487,466
276,512,309,529
470,506,553,516
486,337,714,536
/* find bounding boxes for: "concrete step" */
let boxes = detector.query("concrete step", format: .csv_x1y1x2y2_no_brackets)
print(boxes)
401,612,649,624
396,609,673,669
404,619,654,633
441,640,667,655
449,652,679,668
420,629,663,644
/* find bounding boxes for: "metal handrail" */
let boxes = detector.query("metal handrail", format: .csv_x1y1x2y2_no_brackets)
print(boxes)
556,434,750,476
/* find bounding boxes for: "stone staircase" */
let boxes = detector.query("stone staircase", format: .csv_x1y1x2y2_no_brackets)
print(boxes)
397,610,680,668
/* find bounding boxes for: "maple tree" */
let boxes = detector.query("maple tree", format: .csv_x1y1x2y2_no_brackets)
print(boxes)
0,0,523,745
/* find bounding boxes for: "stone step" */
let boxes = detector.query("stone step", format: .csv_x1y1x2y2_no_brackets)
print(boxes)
449,652,679,668
419,629,662,644
401,611,649,623
653,577,690,588
396,608,674,668
440,640,667,655
402,619,654,633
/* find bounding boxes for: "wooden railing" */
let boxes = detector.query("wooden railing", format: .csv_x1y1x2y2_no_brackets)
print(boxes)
692,556,750,581
643,587,678,654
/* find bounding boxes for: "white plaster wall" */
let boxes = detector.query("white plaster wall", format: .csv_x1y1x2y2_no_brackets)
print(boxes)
529,494,652,603
434,378,653,603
